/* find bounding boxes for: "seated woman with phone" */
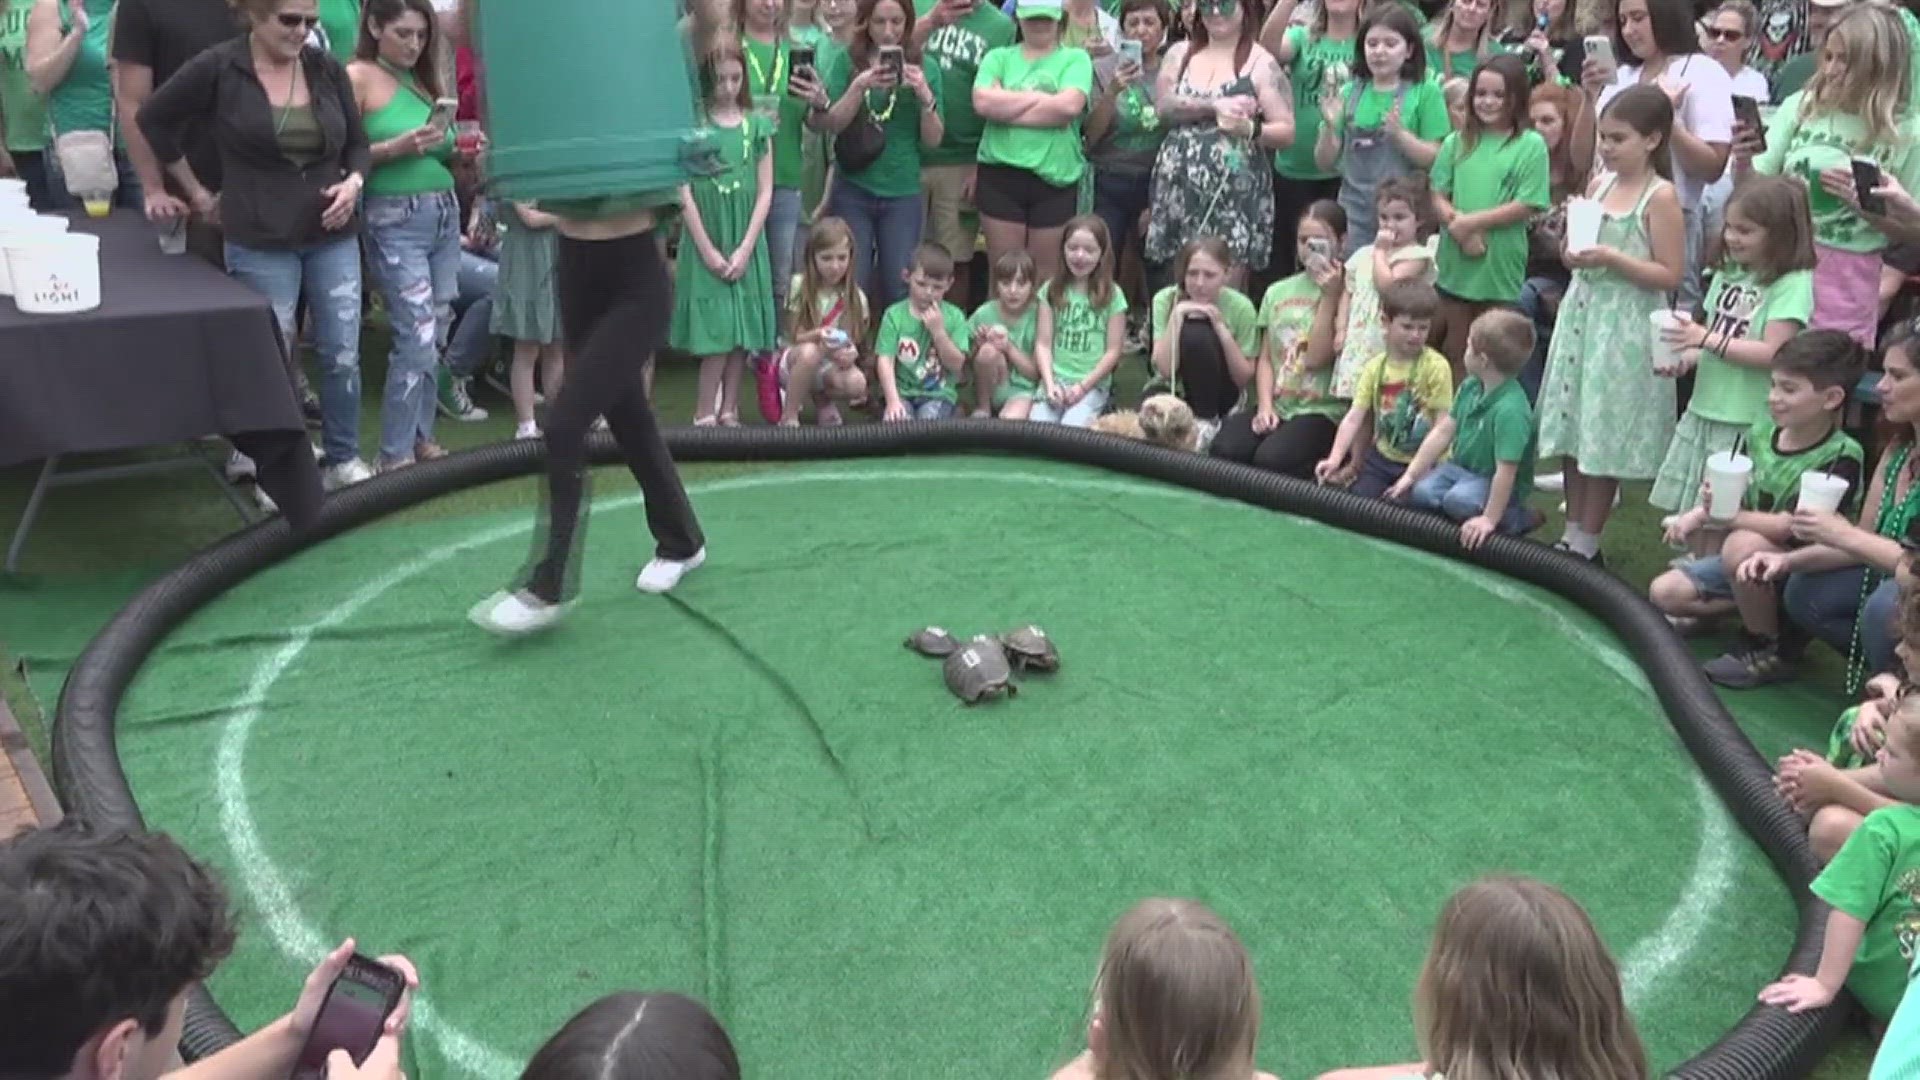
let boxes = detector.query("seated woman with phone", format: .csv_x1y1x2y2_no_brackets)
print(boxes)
1148,236,1262,432
349,0,470,473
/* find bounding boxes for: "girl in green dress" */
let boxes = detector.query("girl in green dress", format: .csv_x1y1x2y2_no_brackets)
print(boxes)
669,44,781,425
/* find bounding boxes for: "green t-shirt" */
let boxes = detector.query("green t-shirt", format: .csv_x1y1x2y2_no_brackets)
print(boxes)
1425,42,1481,83
1334,77,1452,141
1150,284,1260,354
1812,804,1920,1019
1044,284,1129,387
1431,128,1552,303
1276,26,1354,181
1258,273,1344,420
745,34,834,191
47,0,114,139
319,0,360,63
1743,416,1864,513
969,298,1039,392
877,298,972,402
1756,92,1920,254
974,43,1094,188
1355,347,1455,463
1449,374,1535,499
1770,51,1815,105
0,0,48,153
1688,266,1815,425
823,47,945,198
916,0,1016,165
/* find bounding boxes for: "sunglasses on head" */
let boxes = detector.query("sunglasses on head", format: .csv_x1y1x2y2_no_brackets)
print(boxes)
275,12,320,28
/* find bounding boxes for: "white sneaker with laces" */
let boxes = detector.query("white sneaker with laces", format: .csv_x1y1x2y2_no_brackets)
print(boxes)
322,458,375,490
515,422,541,440
636,547,706,594
468,590,573,635
225,449,257,482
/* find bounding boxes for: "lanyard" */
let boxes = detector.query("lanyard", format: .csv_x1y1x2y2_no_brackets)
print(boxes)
742,35,787,94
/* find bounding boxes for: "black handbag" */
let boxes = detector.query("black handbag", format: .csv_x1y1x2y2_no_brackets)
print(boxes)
835,112,887,173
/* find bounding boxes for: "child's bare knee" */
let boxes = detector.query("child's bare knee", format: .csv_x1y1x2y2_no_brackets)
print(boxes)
1648,570,1698,614
1810,805,1862,861
1720,528,1776,568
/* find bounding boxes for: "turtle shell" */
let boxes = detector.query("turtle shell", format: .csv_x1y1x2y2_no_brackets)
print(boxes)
904,627,961,658
999,625,1059,672
943,641,1018,704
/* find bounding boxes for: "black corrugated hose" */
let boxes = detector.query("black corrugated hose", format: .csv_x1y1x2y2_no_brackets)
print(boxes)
49,422,1854,1076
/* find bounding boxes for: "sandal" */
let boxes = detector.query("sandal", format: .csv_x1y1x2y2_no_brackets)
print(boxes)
718,411,741,428
694,415,718,427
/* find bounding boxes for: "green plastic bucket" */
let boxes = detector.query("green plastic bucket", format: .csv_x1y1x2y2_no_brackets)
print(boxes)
475,2,708,199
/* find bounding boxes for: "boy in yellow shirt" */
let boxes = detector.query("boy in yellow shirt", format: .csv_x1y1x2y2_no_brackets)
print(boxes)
1315,281,1456,499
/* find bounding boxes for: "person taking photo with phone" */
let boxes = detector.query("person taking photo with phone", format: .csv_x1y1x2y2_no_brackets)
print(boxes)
0,820,420,1080
1084,0,1170,291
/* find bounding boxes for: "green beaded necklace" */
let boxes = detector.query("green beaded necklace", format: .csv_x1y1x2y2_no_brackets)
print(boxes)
1847,442,1920,692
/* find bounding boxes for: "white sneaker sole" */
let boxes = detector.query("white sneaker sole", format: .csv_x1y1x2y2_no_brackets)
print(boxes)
467,591,572,636
636,548,706,594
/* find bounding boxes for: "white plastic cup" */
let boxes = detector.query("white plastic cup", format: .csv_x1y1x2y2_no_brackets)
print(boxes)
1798,470,1851,514
1704,451,1753,521
1565,197,1603,252
157,215,188,255
1649,309,1690,375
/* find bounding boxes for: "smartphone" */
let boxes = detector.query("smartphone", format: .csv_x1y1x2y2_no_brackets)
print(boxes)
1304,235,1333,275
1854,157,1886,214
791,45,816,79
291,955,406,1080
427,97,458,132
1118,39,1143,65
879,45,904,81
1582,34,1613,68
1731,94,1767,153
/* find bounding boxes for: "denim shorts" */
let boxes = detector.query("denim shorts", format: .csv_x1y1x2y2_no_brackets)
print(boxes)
1677,554,1735,601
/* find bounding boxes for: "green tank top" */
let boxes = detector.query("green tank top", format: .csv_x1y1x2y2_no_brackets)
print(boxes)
1745,418,1863,513
48,0,115,144
276,104,325,168
363,72,455,197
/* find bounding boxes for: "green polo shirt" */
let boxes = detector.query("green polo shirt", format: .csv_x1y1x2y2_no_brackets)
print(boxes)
1449,374,1535,499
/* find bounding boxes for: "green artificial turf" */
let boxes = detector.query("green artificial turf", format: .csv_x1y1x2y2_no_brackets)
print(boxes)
0,337,1880,1078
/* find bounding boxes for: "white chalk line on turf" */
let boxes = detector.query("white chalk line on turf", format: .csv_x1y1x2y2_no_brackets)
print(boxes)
215,464,1730,1078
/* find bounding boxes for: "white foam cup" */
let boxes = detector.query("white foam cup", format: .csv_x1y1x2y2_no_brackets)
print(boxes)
1798,471,1850,514
1565,197,1602,252
1704,451,1753,521
1649,310,1690,375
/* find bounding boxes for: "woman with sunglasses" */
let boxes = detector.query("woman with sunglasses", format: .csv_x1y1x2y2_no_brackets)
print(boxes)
139,0,377,489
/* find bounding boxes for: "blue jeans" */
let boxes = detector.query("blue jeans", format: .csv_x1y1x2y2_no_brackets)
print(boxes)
1092,169,1152,259
902,396,957,420
1516,276,1558,404
364,191,462,461
1783,566,1899,674
226,234,365,466
1028,385,1110,427
829,181,924,310
767,185,803,309
445,249,500,378
1409,462,1533,532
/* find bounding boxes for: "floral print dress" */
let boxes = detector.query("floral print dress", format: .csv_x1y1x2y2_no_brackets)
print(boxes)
1144,60,1274,272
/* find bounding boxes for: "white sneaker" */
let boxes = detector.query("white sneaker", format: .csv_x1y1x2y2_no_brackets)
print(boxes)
515,422,541,440
225,449,257,482
1536,472,1565,492
468,590,573,635
322,458,375,490
253,486,278,514
636,547,705,594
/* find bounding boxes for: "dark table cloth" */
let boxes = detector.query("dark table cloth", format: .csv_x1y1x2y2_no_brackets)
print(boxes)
0,211,322,529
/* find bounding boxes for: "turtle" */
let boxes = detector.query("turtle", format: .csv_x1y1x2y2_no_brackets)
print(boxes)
904,627,961,658
999,625,1059,673
943,640,1018,704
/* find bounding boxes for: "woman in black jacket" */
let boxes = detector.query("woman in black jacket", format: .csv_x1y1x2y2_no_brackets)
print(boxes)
139,0,377,489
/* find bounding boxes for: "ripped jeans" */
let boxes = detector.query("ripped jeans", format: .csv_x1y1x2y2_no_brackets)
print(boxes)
226,234,365,467
364,191,462,461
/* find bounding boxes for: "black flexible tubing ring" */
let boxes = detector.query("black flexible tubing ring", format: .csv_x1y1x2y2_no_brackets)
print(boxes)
50,421,1851,1076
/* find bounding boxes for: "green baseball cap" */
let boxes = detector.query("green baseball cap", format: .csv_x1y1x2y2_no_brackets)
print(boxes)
1014,0,1065,19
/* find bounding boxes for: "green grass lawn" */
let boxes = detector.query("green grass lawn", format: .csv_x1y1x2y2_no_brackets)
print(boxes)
0,332,1880,1078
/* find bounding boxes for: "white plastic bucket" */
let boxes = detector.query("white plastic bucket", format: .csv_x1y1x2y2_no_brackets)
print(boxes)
0,215,71,296
6,232,101,314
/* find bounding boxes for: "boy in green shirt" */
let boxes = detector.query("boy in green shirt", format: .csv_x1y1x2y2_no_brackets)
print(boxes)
877,243,973,420
1760,693,1920,1021
1316,280,1455,499
1390,308,1539,549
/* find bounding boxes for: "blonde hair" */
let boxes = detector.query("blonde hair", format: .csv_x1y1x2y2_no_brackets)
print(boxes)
1414,876,1648,1080
793,217,870,349
1048,214,1119,311
1801,2,1912,154
1467,309,1535,376
1091,898,1260,1080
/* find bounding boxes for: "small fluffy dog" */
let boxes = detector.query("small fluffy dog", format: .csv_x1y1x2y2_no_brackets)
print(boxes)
1091,393,1198,452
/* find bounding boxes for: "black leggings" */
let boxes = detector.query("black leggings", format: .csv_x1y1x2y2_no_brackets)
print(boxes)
1171,318,1242,421
1210,411,1338,480
523,228,704,603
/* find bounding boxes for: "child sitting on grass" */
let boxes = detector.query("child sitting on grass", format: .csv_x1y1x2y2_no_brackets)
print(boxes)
1388,308,1540,550
876,243,973,422
1316,281,1455,498
1322,875,1648,1080
1776,583,1920,864
1051,898,1278,1080
1648,330,1866,685
1760,692,1920,1023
